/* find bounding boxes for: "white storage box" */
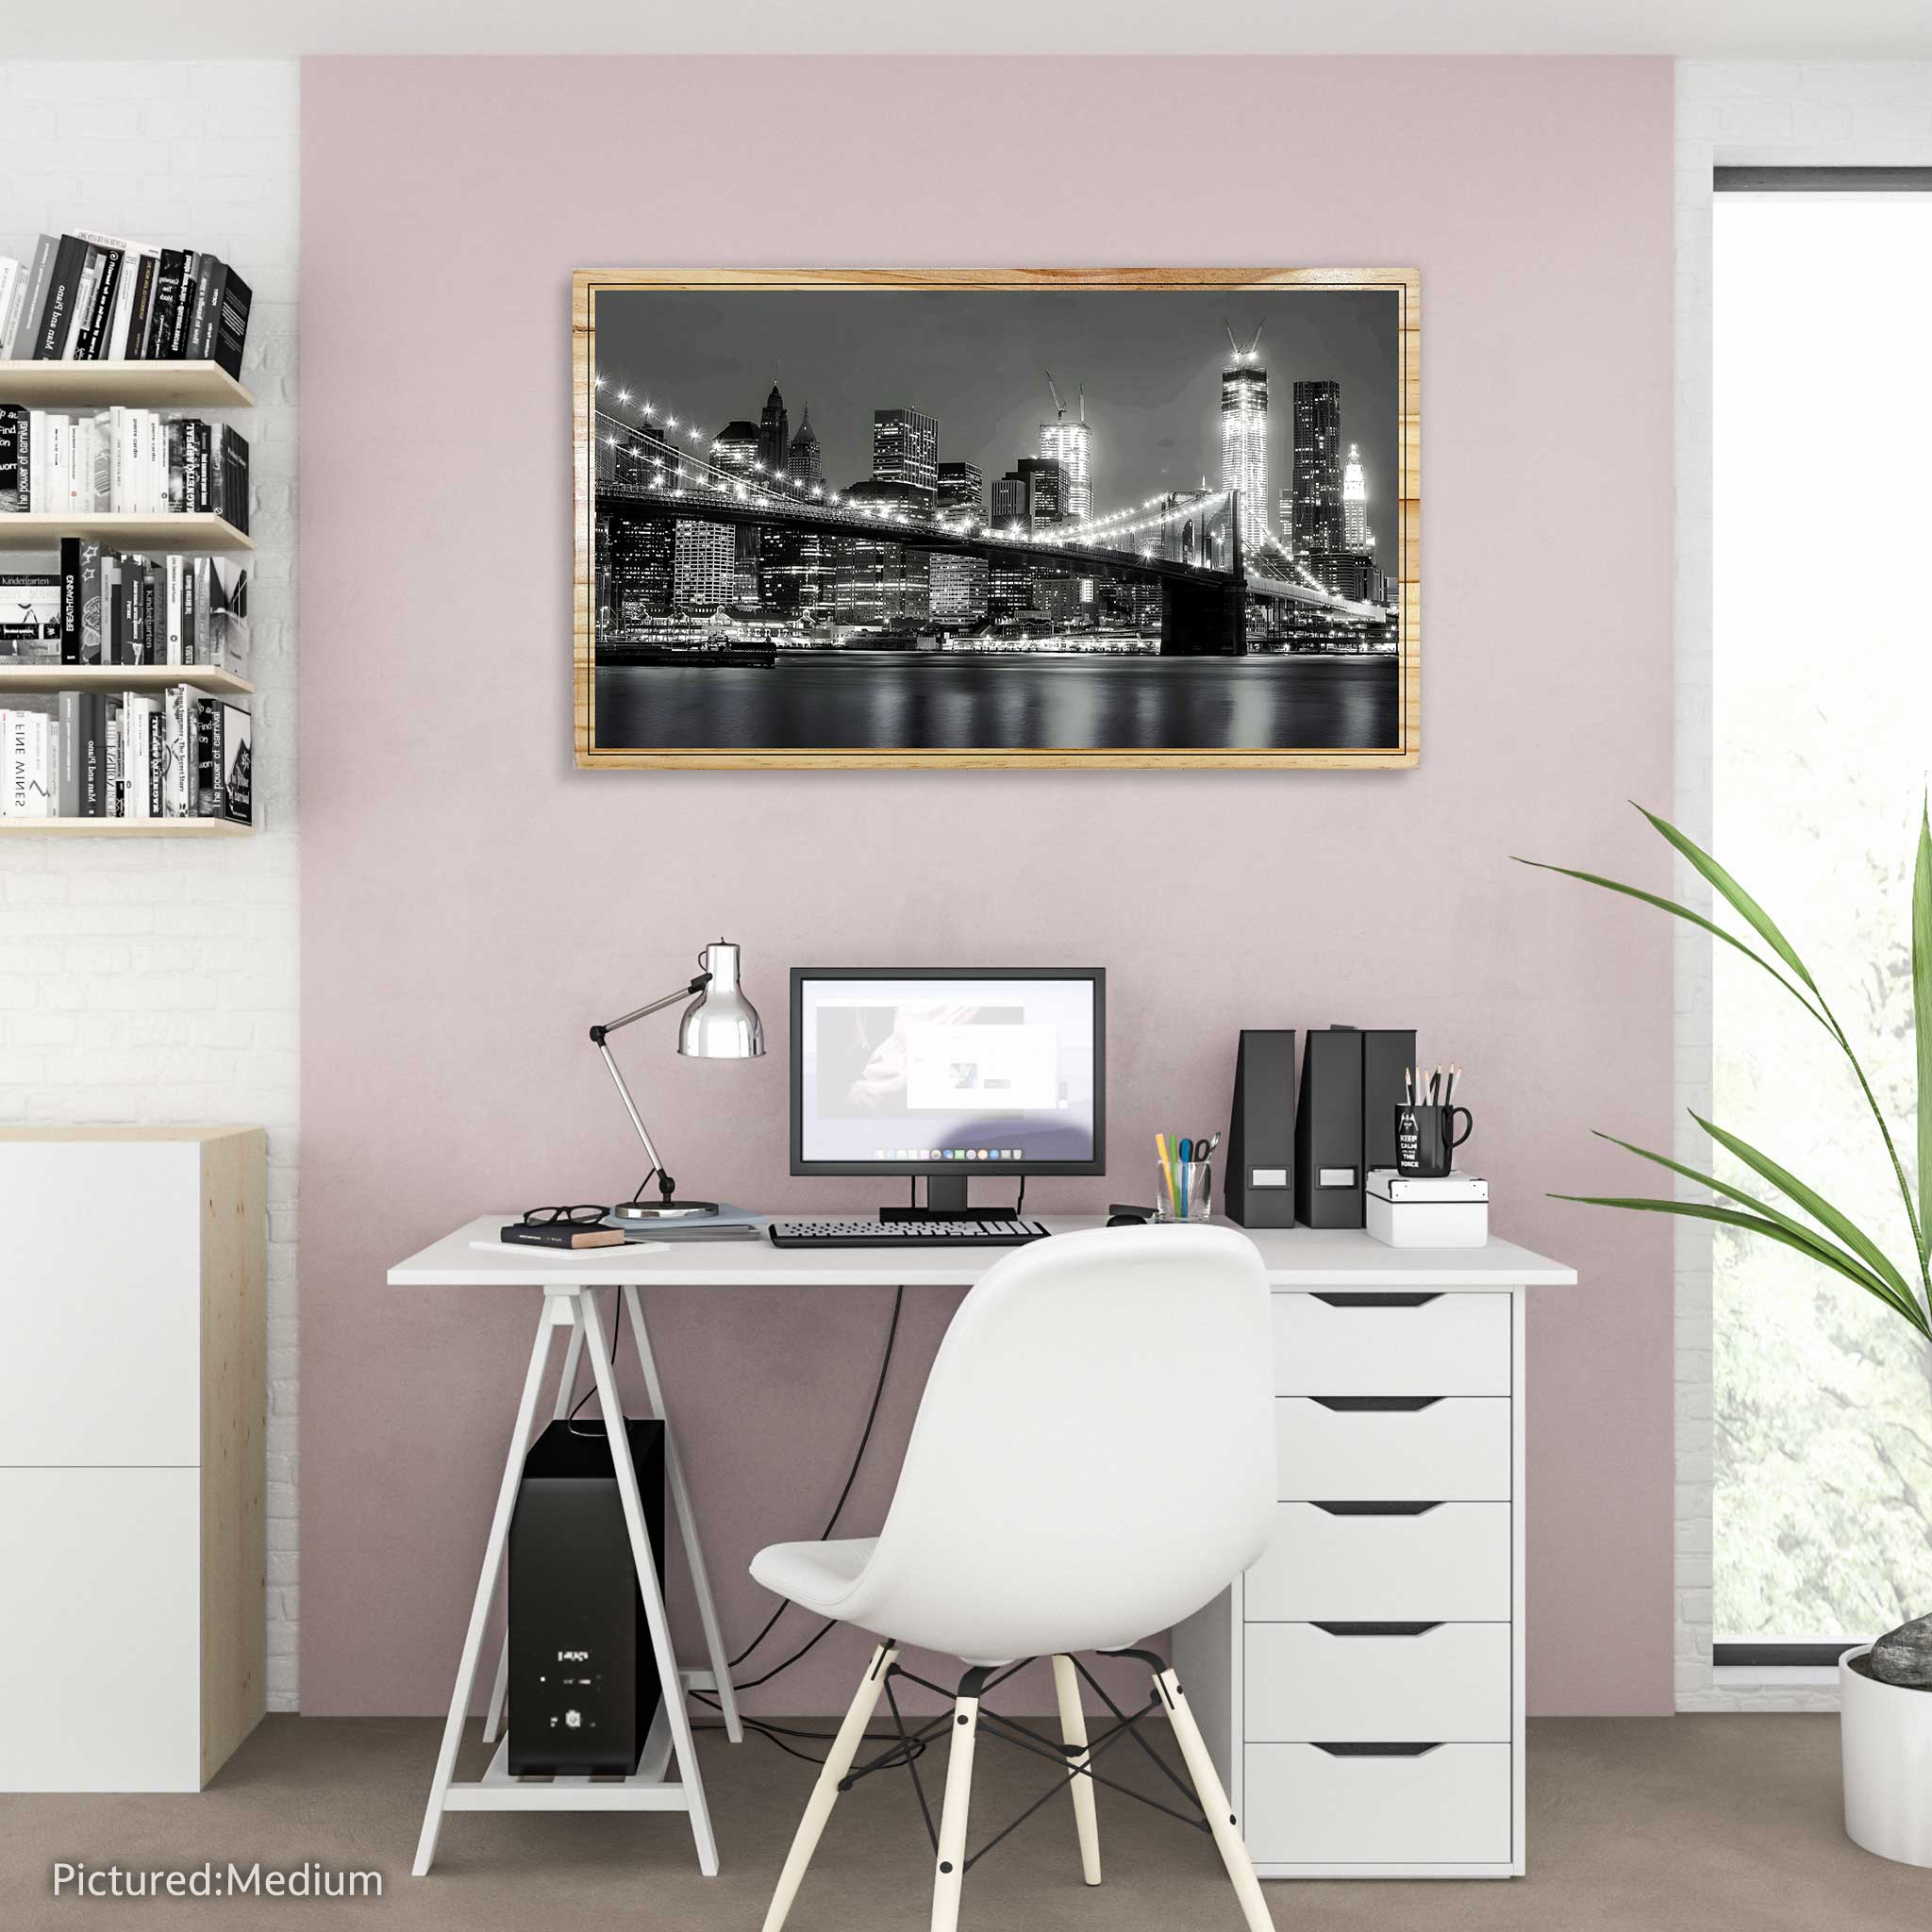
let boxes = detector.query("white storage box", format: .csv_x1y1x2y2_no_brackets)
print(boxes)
1366,1169,1489,1248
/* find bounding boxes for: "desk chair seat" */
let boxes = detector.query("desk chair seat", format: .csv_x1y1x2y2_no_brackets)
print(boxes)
751,1536,877,1613
751,1224,1275,1932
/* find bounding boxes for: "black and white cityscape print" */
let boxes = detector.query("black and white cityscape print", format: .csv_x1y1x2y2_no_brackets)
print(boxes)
588,282,1406,757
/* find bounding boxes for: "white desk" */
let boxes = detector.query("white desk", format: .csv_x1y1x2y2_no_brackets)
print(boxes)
389,1215,1575,1881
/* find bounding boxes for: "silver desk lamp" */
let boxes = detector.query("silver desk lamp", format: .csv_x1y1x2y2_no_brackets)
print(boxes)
590,939,764,1222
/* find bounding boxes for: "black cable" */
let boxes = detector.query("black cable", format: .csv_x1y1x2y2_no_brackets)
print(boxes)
692,1701,934,1771
565,1289,624,1437
1015,1174,1025,1221
724,1283,906,1673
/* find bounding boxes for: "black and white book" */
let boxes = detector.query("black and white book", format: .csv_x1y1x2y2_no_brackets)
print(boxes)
218,701,251,824
30,235,89,360
78,690,107,817
56,690,81,817
8,237,56,361
119,246,160,360
0,406,27,510
211,268,250,380
58,537,82,664
0,258,24,358
0,574,59,661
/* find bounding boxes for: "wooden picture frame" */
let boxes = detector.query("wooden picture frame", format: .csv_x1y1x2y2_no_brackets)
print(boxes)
573,268,1420,769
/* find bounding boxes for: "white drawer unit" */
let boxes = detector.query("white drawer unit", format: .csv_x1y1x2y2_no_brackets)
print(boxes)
0,1127,267,1793
1244,1622,1511,1742
1271,1290,1511,1396
1274,1396,1510,1502
1246,1501,1512,1623
1242,1742,1514,1868
1176,1254,1574,1885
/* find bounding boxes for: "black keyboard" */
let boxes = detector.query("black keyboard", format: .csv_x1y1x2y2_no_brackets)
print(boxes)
767,1218,1050,1249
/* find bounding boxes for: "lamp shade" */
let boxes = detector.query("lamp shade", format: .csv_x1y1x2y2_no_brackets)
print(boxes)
678,941,764,1059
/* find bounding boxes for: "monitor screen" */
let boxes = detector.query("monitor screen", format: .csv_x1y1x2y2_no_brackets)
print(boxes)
791,970,1105,1174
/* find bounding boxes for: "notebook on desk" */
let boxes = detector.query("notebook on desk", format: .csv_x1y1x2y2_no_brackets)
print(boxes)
621,1204,767,1243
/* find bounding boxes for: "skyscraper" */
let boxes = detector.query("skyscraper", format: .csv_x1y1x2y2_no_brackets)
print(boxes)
713,420,759,474
937,460,983,521
758,384,790,475
786,406,822,489
1220,323,1268,551
1039,377,1092,523
995,458,1065,530
673,520,735,608
929,554,989,624
872,408,940,497
1291,380,1344,557
1342,441,1373,553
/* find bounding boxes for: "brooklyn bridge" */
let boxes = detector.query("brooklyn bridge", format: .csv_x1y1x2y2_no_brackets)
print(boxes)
591,392,1396,658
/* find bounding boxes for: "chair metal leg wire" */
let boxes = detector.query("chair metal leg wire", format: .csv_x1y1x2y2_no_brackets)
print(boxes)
758,1651,1273,1931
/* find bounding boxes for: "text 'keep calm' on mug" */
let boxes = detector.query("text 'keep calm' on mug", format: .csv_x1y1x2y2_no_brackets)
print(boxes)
1394,1104,1473,1177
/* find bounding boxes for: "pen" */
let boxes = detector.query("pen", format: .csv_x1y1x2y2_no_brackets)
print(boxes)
1177,1138,1193,1218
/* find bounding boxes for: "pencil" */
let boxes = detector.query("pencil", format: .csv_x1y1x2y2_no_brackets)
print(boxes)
1155,1132,1178,1218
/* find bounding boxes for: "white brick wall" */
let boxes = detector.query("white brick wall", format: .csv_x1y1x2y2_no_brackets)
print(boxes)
0,60,301,1710
1674,58,1932,1714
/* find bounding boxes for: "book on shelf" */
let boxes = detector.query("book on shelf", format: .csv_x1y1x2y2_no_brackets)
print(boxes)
0,405,249,530
0,233,251,375
0,685,251,824
0,572,59,658
0,551,245,675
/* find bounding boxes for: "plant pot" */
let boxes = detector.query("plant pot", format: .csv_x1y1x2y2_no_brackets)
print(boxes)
1841,1643,1932,1866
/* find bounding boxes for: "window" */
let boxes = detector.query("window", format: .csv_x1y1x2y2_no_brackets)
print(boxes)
1712,175,1932,1665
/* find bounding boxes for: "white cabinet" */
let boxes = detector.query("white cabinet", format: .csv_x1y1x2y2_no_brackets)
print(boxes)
0,1128,266,1792
1176,1269,1546,1881
1243,1743,1514,1867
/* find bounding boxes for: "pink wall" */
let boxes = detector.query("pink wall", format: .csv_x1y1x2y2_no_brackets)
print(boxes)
299,55,1676,1715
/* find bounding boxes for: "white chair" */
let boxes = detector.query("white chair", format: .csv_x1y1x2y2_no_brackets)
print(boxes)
751,1223,1276,1932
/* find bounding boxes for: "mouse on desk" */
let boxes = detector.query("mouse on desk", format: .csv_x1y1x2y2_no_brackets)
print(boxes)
1107,1204,1156,1225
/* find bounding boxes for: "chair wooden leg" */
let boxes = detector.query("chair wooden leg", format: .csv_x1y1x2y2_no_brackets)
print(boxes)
1052,1655,1102,1885
1154,1667,1274,1932
760,1644,898,1932
930,1684,982,1932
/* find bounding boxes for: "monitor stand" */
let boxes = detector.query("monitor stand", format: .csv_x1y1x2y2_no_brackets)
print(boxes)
878,1173,1008,1224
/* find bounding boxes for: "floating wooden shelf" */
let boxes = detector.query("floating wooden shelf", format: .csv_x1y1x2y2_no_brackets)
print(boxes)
0,818,252,837
0,665,253,696
0,513,252,554
0,359,253,409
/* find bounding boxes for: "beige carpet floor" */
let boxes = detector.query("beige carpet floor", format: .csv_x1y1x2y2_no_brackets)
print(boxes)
2,1713,1926,1931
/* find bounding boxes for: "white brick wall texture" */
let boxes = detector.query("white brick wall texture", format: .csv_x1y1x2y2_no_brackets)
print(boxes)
1674,59,1932,1714
0,60,301,1710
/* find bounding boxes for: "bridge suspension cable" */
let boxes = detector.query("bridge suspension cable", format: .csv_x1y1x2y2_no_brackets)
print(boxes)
595,368,1383,613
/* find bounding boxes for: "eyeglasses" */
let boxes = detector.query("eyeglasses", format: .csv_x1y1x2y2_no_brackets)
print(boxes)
522,1205,609,1225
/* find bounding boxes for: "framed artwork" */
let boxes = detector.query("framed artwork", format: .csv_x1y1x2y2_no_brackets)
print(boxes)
573,268,1419,769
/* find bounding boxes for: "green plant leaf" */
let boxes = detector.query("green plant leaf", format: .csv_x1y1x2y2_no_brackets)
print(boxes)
1589,1130,1923,1325
1552,1193,1930,1335
1915,797,1932,1268
1511,857,1827,1029
1690,1111,1922,1317
1635,804,1821,995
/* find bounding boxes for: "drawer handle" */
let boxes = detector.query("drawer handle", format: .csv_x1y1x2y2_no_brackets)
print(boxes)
1310,1500,1443,1516
1310,1622,1442,1638
1312,1741,1444,1757
1310,1396,1442,1412
1310,1291,1442,1308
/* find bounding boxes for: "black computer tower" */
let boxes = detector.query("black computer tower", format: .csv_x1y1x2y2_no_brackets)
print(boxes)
1224,1029,1297,1227
1294,1025,1416,1228
508,1417,667,1776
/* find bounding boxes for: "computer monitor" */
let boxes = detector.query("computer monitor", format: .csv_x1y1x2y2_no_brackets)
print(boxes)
790,967,1106,1220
